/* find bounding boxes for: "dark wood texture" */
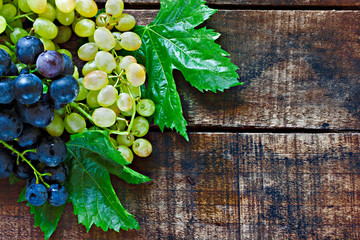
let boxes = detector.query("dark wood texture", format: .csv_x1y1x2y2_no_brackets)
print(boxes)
1,133,360,239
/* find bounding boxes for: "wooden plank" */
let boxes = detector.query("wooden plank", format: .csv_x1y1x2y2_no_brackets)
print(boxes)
1,132,360,239
115,10,360,130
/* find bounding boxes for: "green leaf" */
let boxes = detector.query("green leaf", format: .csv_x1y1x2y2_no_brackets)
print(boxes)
134,0,240,140
9,173,22,185
18,186,26,202
65,131,148,232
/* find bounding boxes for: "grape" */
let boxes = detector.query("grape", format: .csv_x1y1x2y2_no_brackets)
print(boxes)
116,134,134,147
83,70,108,90
33,17,58,39
126,63,146,87
131,116,149,137
40,38,56,50
119,32,141,51
115,13,136,32
18,0,31,12
0,49,11,76
117,92,133,112
75,78,88,101
118,55,137,71
0,0,2,9
57,49,72,59
96,85,118,107
111,32,123,51
27,0,47,13
45,113,64,137
111,115,126,130
56,8,75,26
50,75,79,104
53,26,72,44
55,0,75,13
0,3,17,20
64,112,86,133
16,36,44,64
13,74,43,104
96,13,113,30
48,184,68,206
38,3,56,21
19,100,54,128
44,163,68,183
74,19,95,37
0,150,14,179
0,110,23,141
117,145,133,163
82,60,98,76
105,0,124,18
94,51,116,74
0,16,6,34
0,78,14,104
86,90,100,108
36,50,65,79
26,183,48,206
61,53,74,75
120,107,133,117
77,42,98,61
10,28,28,44
132,138,152,157
37,136,67,167
17,124,42,148
92,107,116,127
94,27,115,52
14,161,33,179
137,99,155,117
8,63,18,76
75,0,97,18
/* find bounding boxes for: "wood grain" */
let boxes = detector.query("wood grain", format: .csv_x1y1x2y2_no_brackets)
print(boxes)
1,132,360,239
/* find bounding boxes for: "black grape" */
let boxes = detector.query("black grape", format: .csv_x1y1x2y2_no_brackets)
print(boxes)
61,53,74,75
0,49,12,76
43,163,68,183
48,184,68,206
13,74,43,105
37,136,67,167
7,63,19,76
14,161,34,179
36,51,65,79
0,150,14,178
17,124,42,149
18,101,54,128
20,68,30,74
0,110,23,141
16,36,44,64
0,78,15,104
50,75,79,104
25,183,48,206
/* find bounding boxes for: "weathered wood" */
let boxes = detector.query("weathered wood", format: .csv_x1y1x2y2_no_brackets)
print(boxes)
1,132,360,239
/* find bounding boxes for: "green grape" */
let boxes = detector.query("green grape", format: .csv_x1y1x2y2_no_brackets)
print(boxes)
73,65,79,79
40,37,56,50
56,8,75,26
131,116,149,137
92,107,116,127
118,55,136,71
94,27,115,52
96,12,113,30
71,15,83,31
54,42,60,50
0,0,2,10
45,113,65,137
64,113,86,134
75,0,97,18
97,85,118,107
119,32,141,51
111,115,126,130
115,13,136,32
53,26,72,44
121,109,133,117
0,3,17,21
74,18,95,37
112,32,122,51
94,51,116,74
77,42,98,61
5,19,22,35
47,0,55,6
16,63,27,73
54,108,66,118
137,99,155,117
117,145,133,163
126,63,146,87
139,64,146,73
105,0,124,18
57,48,72,59
109,137,118,149
18,0,31,12
27,0,47,13
82,60,98,76
117,93,133,112
88,34,94,43
86,90,100,108
109,102,121,116
38,3,56,21
0,16,7,34
132,138,152,158
75,78,88,101
55,0,75,13
116,134,134,148
83,70,108,90
33,17,58,39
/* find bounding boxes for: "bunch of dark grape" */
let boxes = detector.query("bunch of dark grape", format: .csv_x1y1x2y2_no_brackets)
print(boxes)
0,35,79,207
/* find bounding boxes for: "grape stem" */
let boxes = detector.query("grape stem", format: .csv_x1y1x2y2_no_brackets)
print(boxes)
70,102,94,124
6,24,14,31
10,13,34,22
0,141,51,188
126,84,137,134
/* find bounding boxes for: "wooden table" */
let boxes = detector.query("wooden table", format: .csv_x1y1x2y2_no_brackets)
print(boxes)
1,0,360,239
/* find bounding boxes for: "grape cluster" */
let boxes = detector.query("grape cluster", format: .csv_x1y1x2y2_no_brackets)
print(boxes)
0,35,78,207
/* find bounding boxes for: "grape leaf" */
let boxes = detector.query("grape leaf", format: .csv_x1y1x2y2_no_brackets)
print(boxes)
65,131,150,232
134,0,241,140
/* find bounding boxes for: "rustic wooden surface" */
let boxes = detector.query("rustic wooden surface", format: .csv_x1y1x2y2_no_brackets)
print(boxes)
1,2,360,240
